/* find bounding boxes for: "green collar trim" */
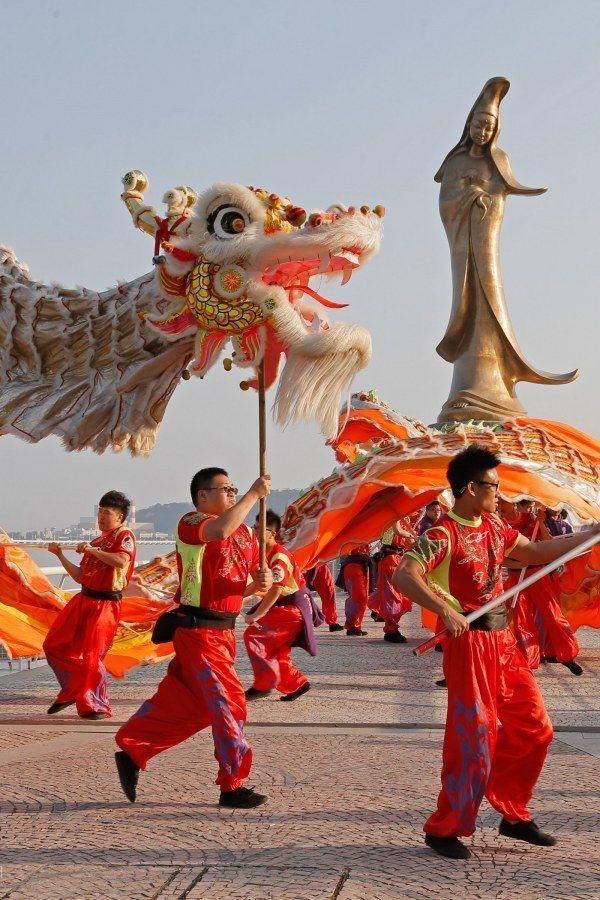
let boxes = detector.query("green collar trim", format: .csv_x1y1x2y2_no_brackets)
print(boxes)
449,509,482,528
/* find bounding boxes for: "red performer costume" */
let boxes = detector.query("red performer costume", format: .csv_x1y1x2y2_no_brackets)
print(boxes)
244,530,311,700
510,505,580,673
342,545,372,634
393,446,598,859
44,494,136,720
369,522,414,643
306,564,341,630
115,468,271,809
407,511,552,840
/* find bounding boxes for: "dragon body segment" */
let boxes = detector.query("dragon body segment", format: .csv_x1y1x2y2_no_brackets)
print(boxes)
0,174,383,455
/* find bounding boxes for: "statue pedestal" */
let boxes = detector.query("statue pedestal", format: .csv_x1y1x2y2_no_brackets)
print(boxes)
437,389,526,424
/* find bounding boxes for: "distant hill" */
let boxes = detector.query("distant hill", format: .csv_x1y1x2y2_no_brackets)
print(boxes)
138,489,302,537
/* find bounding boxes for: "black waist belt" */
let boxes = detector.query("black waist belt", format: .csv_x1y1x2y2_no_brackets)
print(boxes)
274,596,297,607
177,606,237,630
81,586,122,601
469,609,508,632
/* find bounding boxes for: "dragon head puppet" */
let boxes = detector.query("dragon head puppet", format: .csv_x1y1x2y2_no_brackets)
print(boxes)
0,175,383,455
122,175,383,436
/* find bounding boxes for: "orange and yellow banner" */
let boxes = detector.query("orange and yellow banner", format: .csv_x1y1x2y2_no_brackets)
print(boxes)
0,544,176,677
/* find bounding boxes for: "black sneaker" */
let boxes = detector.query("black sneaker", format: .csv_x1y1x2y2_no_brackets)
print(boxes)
499,818,556,846
346,628,367,636
370,611,385,622
81,712,107,720
328,623,344,632
244,687,272,701
219,787,267,809
562,659,583,676
115,750,139,803
383,631,407,644
280,682,311,702
435,678,447,688
434,643,443,653
47,700,75,715
425,834,471,859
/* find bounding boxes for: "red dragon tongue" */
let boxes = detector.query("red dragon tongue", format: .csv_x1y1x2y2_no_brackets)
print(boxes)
261,259,350,308
292,284,348,308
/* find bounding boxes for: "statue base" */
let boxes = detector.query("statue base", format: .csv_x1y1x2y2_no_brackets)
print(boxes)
437,390,526,424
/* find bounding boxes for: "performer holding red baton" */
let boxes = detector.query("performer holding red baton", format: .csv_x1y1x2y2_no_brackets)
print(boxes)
394,444,600,860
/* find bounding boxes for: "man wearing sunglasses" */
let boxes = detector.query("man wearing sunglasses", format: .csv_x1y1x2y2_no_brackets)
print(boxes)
115,467,272,809
394,444,600,860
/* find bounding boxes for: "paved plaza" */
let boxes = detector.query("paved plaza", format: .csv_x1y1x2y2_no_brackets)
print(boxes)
0,599,599,899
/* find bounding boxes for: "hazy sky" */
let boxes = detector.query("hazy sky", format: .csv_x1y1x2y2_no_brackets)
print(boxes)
2,0,599,531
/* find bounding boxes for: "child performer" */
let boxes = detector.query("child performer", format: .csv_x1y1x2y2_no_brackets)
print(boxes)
244,510,322,701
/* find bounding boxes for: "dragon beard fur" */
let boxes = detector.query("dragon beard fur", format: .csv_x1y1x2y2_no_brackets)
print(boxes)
252,284,372,439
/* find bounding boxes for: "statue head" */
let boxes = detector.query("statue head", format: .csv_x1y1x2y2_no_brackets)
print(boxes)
435,76,509,180
469,112,497,147
434,76,548,196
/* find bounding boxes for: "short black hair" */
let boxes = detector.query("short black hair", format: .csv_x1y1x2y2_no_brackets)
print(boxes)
446,445,500,497
190,467,228,504
99,490,130,521
426,500,442,510
255,509,281,533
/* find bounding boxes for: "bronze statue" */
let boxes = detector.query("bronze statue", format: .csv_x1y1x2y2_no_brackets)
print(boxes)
435,76,578,423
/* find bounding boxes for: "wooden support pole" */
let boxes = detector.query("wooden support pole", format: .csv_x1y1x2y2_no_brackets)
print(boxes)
258,361,267,571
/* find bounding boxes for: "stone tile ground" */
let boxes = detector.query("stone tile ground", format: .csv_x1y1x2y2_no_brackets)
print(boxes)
0,601,598,899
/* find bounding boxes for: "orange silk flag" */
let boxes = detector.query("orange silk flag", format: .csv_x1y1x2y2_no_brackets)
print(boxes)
556,542,600,631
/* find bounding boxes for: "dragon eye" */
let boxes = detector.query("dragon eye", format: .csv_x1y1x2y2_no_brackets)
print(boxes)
208,205,250,240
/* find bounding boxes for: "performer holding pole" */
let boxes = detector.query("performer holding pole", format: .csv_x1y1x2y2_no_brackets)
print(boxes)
115,468,271,809
393,445,600,860
44,491,136,720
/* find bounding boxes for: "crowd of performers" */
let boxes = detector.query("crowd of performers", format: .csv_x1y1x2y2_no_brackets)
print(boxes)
41,450,599,847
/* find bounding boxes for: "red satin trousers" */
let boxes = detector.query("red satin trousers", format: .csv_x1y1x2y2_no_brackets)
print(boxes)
43,592,121,717
116,627,251,792
424,627,553,838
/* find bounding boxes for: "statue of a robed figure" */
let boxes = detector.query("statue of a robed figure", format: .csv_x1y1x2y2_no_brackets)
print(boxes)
435,76,578,423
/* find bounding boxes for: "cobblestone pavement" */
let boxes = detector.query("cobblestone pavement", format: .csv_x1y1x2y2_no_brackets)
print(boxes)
0,600,599,899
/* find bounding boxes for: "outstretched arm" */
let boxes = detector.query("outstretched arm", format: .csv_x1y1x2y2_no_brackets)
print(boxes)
508,524,600,567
